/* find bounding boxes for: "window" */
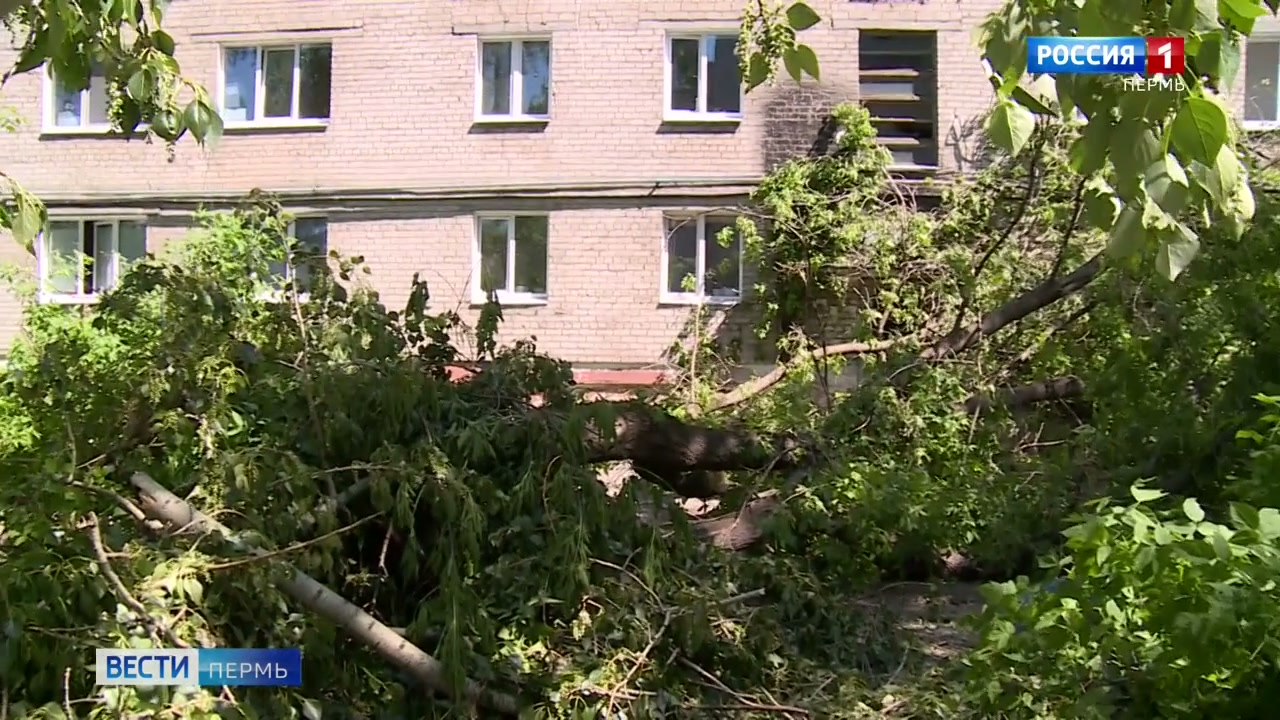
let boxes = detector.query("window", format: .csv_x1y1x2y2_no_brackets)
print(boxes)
859,30,938,167
477,38,551,120
474,215,548,303
664,33,742,120
220,44,332,124
662,215,742,304
267,218,329,294
37,219,146,301
45,64,110,130
1245,38,1280,128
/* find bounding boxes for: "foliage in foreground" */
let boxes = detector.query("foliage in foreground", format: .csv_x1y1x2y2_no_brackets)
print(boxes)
0,198,916,719
962,418,1280,719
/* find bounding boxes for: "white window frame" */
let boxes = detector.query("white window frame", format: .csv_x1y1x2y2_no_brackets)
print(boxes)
659,214,744,306
36,217,146,304
258,217,328,302
471,213,549,306
474,36,552,123
216,43,332,128
42,65,112,134
1244,35,1280,131
662,30,745,123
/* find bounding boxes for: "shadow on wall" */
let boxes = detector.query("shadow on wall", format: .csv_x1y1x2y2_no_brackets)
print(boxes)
761,83,850,170
948,110,997,172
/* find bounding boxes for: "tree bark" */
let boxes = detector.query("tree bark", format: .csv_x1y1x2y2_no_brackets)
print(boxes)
582,401,804,496
961,376,1085,415
921,254,1104,361
129,472,520,716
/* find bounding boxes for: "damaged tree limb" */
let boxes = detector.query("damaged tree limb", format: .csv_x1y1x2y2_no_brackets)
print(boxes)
961,376,1085,415
129,472,521,716
921,253,1105,361
583,401,804,497
700,254,1107,414
698,339,905,415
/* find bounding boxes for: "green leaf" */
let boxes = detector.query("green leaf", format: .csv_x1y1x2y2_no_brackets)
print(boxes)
151,29,176,56
1170,96,1229,166
1104,599,1123,622
1221,0,1269,20
8,190,46,253
1108,204,1145,257
1196,32,1242,88
1054,74,1077,120
1084,181,1121,229
1218,36,1239,92
183,99,222,146
181,576,204,603
1012,74,1058,115
987,100,1035,156
11,30,51,75
1070,117,1111,175
1232,178,1255,219
1258,508,1280,539
782,49,803,84
785,2,822,31
745,53,770,91
1171,0,1222,32
127,69,151,101
1111,121,1162,198
1229,502,1261,530
1212,532,1231,560
1190,145,1243,207
1143,155,1190,215
1155,224,1200,280
1183,497,1206,523
1131,485,1166,503
788,43,820,81
1141,195,1174,231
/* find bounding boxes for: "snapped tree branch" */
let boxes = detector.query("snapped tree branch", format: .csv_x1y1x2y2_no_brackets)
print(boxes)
129,472,520,716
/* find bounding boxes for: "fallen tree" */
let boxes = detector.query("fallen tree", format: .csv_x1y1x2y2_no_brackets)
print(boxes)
129,472,521,715
0,117,1120,719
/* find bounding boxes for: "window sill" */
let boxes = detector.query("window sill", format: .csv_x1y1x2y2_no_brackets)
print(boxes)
40,125,149,138
887,163,939,173
471,293,548,308
223,119,329,134
1243,122,1280,132
661,112,742,124
659,294,741,307
39,293,101,305
472,114,550,125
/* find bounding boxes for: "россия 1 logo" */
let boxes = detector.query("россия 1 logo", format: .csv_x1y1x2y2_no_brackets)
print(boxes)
1027,36,1186,76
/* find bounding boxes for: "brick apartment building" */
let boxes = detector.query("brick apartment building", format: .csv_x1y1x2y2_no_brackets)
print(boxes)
0,1,1275,377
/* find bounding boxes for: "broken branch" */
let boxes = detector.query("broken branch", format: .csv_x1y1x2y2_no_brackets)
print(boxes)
961,376,1085,415
85,512,190,649
129,472,520,715
701,338,904,415
922,253,1104,361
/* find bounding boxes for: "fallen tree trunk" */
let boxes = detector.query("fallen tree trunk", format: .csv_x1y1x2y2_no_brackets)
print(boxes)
582,401,804,497
961,376,1085,415
129,472,520,716
922,254,1105,361
584,401,802,471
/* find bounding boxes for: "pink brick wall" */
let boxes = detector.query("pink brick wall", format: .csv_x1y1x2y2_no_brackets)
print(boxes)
0,0,1003,363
